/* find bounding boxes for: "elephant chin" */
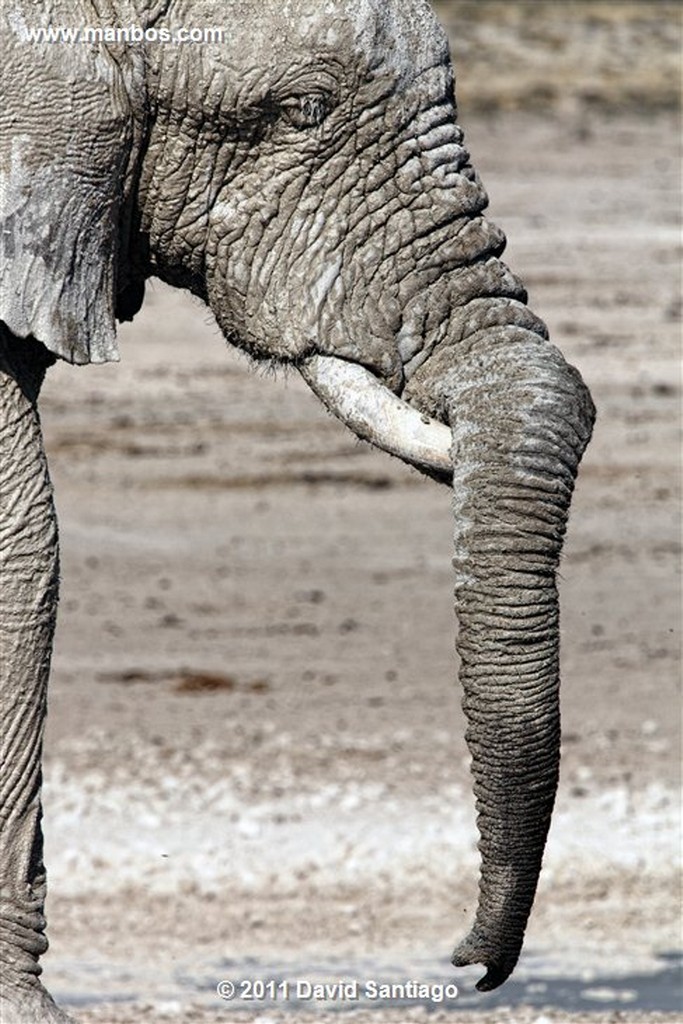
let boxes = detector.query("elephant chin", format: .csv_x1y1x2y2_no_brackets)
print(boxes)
299,355,453,480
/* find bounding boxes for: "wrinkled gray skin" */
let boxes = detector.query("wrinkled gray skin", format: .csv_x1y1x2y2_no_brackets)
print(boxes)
0,0,595,1020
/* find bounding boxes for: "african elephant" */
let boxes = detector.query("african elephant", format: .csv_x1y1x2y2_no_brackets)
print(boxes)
0,0,595,1020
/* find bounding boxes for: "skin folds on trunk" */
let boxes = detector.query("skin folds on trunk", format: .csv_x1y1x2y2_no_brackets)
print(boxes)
415,330,595,989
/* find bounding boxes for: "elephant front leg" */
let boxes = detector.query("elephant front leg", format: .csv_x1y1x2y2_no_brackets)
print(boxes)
0,334,73,1023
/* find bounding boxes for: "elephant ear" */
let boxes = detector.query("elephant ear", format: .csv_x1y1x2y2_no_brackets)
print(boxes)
0,8,140,364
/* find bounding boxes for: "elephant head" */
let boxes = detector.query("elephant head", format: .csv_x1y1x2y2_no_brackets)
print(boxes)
0,0,595,1009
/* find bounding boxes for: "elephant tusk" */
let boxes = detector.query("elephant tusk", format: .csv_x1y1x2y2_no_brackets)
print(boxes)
299,355,453,476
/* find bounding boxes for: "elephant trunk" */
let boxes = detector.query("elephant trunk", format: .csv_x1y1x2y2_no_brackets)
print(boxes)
438,332,595,989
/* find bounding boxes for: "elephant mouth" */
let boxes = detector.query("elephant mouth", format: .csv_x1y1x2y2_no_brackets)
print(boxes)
299,353,453,481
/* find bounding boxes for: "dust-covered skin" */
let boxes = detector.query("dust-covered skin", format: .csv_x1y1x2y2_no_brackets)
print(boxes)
0,337,68,1023
7,4,675,1023
38,110,681,1023
0,0,629,1018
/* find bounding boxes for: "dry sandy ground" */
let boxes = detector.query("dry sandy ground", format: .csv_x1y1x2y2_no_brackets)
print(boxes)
25,6,682,1024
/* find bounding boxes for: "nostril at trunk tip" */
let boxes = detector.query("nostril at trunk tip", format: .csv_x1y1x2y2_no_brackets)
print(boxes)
474,964,510,992
451,930,518,992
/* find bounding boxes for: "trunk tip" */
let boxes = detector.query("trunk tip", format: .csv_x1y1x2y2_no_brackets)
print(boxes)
451,931,519,992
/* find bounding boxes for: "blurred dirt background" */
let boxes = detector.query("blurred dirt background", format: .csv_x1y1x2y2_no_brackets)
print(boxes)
32,2,681,1022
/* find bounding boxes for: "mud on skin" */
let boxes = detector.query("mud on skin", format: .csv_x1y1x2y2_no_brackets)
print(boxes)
0,2,595,1020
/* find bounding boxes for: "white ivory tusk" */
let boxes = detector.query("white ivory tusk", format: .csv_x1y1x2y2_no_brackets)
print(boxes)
299,354,453,475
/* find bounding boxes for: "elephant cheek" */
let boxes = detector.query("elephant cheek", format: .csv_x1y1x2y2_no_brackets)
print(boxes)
206,194,405,383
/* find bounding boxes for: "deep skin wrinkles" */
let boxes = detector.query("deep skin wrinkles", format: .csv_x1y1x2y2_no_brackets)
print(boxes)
339,109,476,262
139,14,360,301
256,86,509,390
0,336,59,1015
0,1,597,1010
209,89,483,384
136,0,517,396
137,1,467,382
271,84,427,283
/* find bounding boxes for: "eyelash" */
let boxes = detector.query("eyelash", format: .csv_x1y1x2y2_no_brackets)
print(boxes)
279,93,332,129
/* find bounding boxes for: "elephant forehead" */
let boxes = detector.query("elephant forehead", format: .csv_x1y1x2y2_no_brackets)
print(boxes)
174,0,448,85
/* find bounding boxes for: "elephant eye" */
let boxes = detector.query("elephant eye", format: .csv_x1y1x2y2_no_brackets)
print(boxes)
280,92,331,129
